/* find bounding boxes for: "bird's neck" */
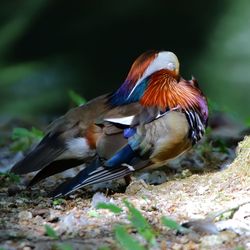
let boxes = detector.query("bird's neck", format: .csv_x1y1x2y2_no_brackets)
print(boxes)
140,71,208,123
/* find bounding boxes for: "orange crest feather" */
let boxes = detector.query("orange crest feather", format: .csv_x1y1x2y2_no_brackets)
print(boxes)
140,70,201,111
126,51,157,87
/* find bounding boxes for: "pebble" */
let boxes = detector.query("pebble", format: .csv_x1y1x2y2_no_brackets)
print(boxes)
47,209,59,222
33,215,44,225
18,211,33,220
201,231,237,248
91,192,110,208
138,170,167,185
125,179,148,195
32,208,49,217
7,184,20,196
23,247,31,250
59,209,89,232
19,241,34,250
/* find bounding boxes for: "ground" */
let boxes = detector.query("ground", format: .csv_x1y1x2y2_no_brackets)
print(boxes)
0,122,249,250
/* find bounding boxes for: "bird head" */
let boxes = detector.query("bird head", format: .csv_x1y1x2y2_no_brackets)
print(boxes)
110,51,207,119
127,50,180,83
110,50,180,105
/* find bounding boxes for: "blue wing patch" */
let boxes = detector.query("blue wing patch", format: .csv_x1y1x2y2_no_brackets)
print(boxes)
123,127,136,138
105,144,136,168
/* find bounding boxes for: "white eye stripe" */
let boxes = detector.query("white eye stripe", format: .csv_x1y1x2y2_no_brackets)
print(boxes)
143,52,177,79
127,52,179,100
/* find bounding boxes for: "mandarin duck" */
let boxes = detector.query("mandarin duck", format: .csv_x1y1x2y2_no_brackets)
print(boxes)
11,51,208,197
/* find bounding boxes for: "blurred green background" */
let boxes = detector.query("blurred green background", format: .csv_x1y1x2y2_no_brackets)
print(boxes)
0,0,249,122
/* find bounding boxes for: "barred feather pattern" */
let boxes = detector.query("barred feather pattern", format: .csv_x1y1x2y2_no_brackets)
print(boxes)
184,110,206,145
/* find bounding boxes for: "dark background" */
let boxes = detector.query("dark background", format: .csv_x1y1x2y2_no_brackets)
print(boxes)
0,0,249,123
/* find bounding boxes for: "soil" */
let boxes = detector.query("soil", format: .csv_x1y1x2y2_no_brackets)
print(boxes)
0,123,249,250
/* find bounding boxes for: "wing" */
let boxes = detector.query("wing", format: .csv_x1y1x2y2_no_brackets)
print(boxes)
10,133,66,174
28,158,85,187
11,94,110,175
50,107,163,197
50,108,197,197
12,96,144,188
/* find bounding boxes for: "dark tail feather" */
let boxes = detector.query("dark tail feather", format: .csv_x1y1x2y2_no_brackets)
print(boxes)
50,158,133,198
11,138,64,175
28,159,85,187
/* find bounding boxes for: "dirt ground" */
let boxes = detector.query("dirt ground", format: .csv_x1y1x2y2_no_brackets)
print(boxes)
0,131,249,249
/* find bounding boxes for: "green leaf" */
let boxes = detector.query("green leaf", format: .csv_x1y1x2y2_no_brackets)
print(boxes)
88,210,100,218
57,243,74,250
114,225,146,250
234,247,245,250
161,216,190,234
30,127,44,138
44,224,59,240
205,126,212,136
215,139,228,153
245,117,250,127
96,202,123,214
52,198,65,206
10,127,44,152
0,172,20,184
97,246,111,250
68,90,86,106
12,127,43,140
124,200,156,245
10,138,30,152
